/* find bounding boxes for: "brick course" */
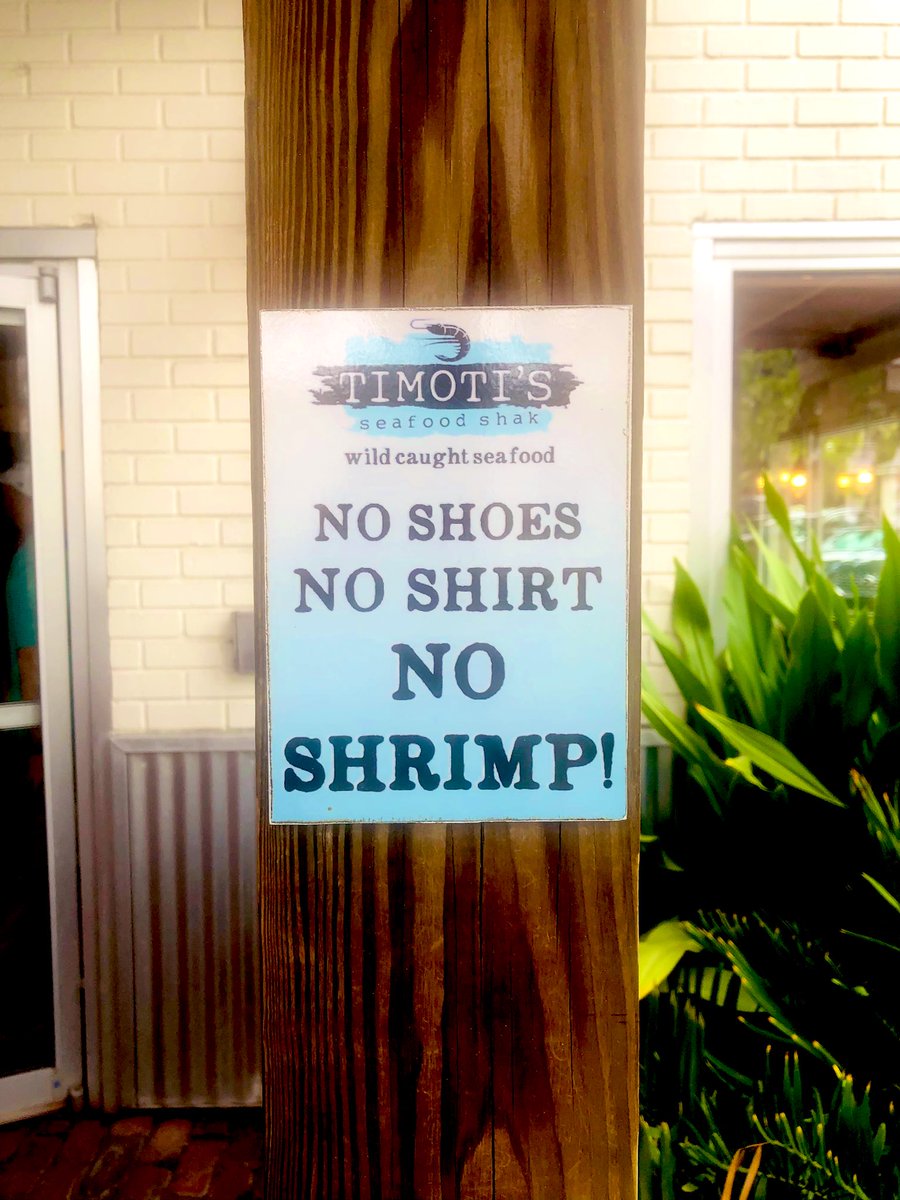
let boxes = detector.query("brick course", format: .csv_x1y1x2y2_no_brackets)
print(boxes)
0,1112,261,1200
0,0,250,733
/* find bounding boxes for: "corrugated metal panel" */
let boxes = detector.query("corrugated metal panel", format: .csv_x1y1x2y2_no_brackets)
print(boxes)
109,736,260,1108
100,733,666,1110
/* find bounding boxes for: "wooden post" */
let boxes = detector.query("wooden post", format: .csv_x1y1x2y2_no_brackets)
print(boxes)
243,3,643,1196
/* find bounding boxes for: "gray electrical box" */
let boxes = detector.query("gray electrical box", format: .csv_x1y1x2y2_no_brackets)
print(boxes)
233,610,255,674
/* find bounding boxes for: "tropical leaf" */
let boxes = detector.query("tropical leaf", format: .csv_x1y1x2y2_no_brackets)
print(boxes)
853,771,900,859
728,547,793,733
720,1143,763,1200
676,960,760,1014
724,755,766,790
639,489,900,1200
642,675,729,815
645,610,714,710
813,568,852,642
839,614,879,735
639,1121,678,1200
671,561,725,709
780,591,841,748
865,721,900,800
695,706,843,806
639,920,701,998
684,922,837,1064
746,524,803,622
861,873,900,918
874,517,900,708
763,475,815,582
743,1062,894,1200
748,523,811,619
722,548,769,729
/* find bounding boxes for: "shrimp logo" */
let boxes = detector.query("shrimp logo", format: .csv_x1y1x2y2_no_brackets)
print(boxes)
309,316,582,417
409,318,471,363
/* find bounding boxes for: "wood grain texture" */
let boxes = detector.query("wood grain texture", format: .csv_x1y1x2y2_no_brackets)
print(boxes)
243,1,644,1195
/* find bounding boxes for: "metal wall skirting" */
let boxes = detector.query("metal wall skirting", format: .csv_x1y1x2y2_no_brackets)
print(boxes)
106,734,260,1109
100,732,671,1110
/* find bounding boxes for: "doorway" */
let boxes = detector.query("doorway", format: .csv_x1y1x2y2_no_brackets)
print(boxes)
0,267,82,1122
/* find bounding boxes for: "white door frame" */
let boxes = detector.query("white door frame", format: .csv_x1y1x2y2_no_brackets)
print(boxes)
0,272,81,1121
0,230,109,1119
690,220,900,614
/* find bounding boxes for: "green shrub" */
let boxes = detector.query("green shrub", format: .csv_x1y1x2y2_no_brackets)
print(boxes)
639,482,900,1199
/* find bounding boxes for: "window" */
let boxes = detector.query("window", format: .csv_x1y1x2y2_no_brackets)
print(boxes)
691,223,900,610
733,270,900,597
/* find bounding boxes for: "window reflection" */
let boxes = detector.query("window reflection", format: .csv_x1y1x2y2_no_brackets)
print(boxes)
0,321,38,702
734,272,900,596
0,316,53,1076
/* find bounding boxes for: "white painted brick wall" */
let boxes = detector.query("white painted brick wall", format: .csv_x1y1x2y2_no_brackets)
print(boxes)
4,1,899,730
0,0,250,732
644,0,900,694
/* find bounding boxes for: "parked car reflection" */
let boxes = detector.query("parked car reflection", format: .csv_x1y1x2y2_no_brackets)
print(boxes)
820,525,885,597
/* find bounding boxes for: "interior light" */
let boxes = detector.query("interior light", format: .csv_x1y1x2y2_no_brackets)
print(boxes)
755,475,765,491
779,471,791,483
837,474,851,489
790,473,808,490
857,468,875,486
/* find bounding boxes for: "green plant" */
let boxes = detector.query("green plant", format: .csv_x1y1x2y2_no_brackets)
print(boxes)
638,482,900,1198
721,1144,763,1200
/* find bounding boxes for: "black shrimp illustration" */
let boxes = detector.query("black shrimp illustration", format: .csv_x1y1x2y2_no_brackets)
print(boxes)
410,318,471,362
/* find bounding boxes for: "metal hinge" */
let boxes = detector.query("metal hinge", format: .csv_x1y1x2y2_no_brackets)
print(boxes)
38,265,58,303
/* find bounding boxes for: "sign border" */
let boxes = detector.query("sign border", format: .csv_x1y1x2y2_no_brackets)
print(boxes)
259,304,636,824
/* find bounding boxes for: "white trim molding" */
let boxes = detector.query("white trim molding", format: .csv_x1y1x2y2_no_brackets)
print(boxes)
56,258,111,1111
690,221,900,615
0,227,97,260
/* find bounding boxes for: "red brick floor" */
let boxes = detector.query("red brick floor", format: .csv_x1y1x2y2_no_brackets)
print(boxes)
0,1109,262,1200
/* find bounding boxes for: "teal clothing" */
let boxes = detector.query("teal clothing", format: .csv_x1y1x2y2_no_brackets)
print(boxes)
7,537,37,702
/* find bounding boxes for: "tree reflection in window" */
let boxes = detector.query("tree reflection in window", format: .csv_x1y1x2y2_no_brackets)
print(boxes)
735,347,900,598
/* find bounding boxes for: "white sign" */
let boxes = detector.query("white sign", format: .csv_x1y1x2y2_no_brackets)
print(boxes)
261,307,633,822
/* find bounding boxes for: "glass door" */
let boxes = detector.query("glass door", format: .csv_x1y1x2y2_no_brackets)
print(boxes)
0,272,81,1122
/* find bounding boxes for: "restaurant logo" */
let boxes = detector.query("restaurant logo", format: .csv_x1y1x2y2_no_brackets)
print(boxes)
309,317,581,411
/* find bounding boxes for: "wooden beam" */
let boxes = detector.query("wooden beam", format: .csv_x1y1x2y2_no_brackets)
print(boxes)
243,2,644,1196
